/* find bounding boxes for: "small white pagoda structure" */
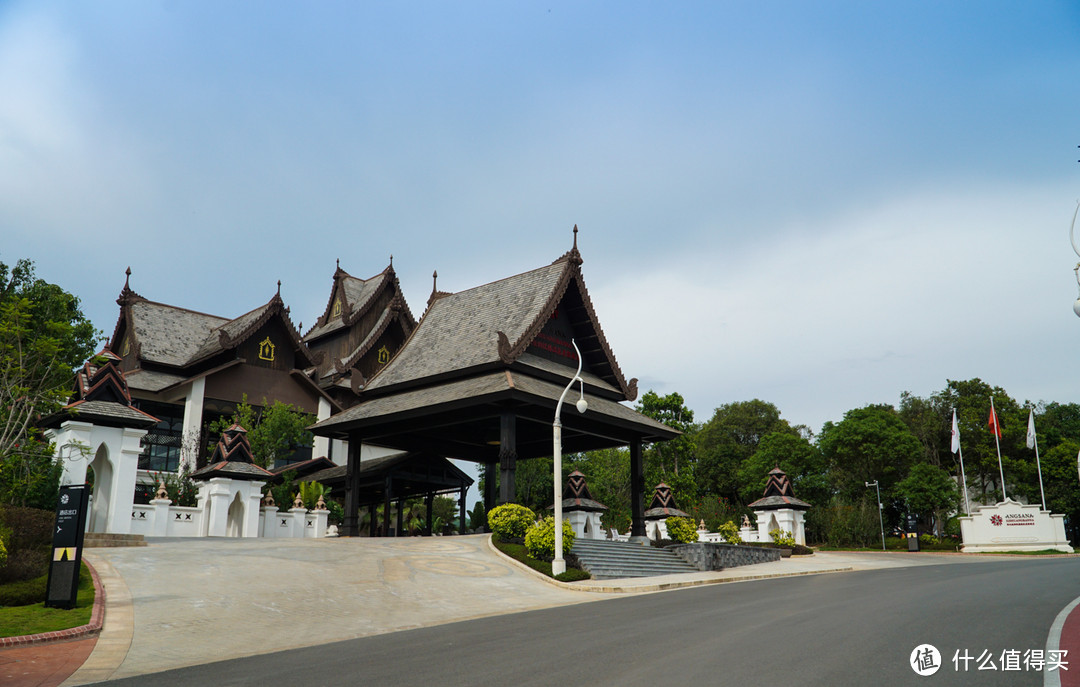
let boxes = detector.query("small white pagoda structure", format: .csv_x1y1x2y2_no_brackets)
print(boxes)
746,466,811,546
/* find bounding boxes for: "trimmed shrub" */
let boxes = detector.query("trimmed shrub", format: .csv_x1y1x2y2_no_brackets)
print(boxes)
0,537,6,567
524,516,575,561
487,503,536,541
0,507,53,584
716,520,742,545
666,516,698,544
770,529,796,548
555,568,591,582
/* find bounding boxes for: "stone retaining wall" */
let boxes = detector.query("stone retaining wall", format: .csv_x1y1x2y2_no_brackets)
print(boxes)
668,542,781,570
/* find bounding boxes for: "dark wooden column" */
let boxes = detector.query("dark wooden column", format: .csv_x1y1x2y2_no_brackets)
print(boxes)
383,476,392,538
395,497,403,537
425,493,434,536
630,437,645,537
342,438,363,537
498,412,517,505
483,461,497,515
459,487,467,535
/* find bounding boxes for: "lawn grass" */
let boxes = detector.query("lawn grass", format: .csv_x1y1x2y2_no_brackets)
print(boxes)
491,538,591,582
0,562,94,638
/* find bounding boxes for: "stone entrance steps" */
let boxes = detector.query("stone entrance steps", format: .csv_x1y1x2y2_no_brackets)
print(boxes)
84,533,148,548
572,539,698,579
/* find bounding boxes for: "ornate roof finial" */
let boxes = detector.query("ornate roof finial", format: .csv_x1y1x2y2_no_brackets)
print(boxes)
336,258,340,270
125,266,132,287
276,279,281,296
432,270,438,293
389,254,393,268
573,224,578,250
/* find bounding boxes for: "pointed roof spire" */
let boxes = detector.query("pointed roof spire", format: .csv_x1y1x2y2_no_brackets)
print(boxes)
124,266,131,289
277,279,281,296
389,254,393,269
432,269,438,292
573,224,578,250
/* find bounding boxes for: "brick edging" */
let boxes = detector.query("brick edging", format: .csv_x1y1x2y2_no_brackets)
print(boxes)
0,559,105,647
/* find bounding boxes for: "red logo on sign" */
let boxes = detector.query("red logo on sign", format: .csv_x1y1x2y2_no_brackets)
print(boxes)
990,515,1003,526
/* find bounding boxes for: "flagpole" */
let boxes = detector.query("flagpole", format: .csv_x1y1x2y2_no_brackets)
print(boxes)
1029,405,1047,510
952,408,971,514
991,396,1006,501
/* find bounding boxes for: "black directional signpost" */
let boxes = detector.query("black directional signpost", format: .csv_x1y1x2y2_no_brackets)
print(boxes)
45,484,91,609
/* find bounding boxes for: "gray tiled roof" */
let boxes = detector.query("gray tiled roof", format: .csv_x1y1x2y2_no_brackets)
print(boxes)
41,400,159,429
312,370,677,439
747,494,812,510
129,300,228,367
190,460,274,482
124,368,188,392
364,262,566,391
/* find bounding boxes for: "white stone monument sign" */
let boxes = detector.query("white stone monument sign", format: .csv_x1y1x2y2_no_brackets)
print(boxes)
959,498,1072,553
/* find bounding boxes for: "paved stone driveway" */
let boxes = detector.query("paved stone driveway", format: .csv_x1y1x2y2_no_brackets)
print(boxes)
75,535,600,682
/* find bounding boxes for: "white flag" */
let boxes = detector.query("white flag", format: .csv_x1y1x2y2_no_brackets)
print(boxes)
951,409,960,454
1027,408,1037,450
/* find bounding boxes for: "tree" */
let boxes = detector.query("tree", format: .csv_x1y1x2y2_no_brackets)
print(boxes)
817,404,922,508
937,379,1026,505
210,395,316,468
0,258,99,510
695,399,797,502
636,390,697,505
895,462,958,536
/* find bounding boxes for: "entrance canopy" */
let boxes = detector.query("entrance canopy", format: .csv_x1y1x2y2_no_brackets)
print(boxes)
312,231,680,538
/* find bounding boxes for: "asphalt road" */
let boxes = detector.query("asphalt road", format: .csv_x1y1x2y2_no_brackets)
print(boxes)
93,557,1080,687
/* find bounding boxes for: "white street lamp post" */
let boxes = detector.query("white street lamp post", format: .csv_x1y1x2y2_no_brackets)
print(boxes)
553,339,588,576
866,480,885,551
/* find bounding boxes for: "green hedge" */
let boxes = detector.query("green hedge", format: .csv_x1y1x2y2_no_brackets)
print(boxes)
487,504,536,541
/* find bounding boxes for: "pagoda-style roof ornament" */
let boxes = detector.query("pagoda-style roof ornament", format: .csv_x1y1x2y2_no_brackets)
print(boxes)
644,482,689,520
39,349,160,430
155,480,169,500
191,424,275,482
747,466,812,511
263,491,276,508
551,470,608,512
427,269,452,308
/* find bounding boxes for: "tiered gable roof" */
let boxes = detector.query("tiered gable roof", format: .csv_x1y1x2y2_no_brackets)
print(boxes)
304,260,416,344
110,270,316,378
40,350,159,429
644,482,690,520
747,466,811,511
303,261,417,393
363,228,637,401
557,470,608,513
191,424,274,481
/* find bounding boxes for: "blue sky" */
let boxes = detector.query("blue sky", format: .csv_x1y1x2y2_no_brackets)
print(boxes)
4,1,1080,444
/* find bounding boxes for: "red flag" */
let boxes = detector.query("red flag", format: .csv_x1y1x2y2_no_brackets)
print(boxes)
988,406,1002,438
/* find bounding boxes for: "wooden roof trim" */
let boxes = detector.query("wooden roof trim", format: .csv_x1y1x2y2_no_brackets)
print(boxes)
204,291,317,369
495,260,638,401
333,306,404,378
